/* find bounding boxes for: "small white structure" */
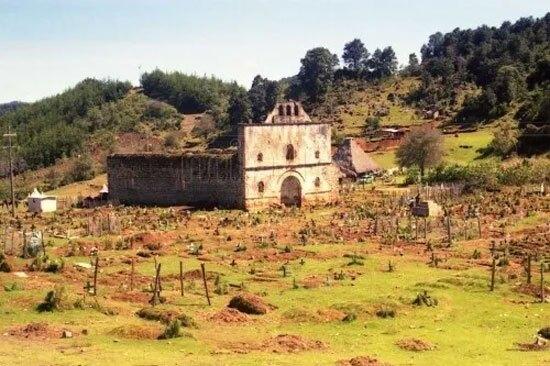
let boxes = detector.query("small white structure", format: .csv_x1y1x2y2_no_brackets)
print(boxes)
27,188,57,213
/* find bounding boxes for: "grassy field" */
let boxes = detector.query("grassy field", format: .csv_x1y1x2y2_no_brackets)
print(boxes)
0,184,547,366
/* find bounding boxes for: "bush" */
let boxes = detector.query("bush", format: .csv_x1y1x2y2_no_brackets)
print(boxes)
37,286,71,312
163,132,180,149
158,320,182,340
0,253,12,272
64,156,95,184
375,306,396,318
489,120,519,157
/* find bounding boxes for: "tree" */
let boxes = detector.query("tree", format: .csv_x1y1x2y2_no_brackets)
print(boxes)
493,66,525,104
396,127,443,177
228,85,252,126
489,120,519,157
297,47,339,102
368,47,398,80
342,38,369,73
248,75,280,122
406,53,421,76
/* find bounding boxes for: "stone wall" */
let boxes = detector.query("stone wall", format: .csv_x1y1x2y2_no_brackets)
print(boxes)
107,153,243,207
239,122,338,209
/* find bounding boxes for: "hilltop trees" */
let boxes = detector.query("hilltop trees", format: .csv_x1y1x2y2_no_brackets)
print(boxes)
0,78,131,169
228,85,252,126
396,127,443,177
248,75,280,122
368,47,398,80
342,38,369,74
297,47,339,103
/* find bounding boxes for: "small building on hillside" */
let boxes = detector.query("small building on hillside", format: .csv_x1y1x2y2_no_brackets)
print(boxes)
333,138,380,179
27,188,57,213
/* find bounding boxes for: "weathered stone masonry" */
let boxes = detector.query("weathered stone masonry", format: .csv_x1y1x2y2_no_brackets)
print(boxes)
107,153,241,207
107,101,338,209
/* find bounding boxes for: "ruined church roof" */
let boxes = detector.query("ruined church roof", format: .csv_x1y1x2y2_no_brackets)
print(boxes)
262,101,312,124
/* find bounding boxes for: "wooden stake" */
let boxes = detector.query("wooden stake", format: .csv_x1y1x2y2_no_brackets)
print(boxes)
93,256,99,296
130,257,135,291
540,262,545,303
179,260,184,297
477,216,482,238
446,214,452,247
490,256,496,292
200,263,211,306
526,254,531,284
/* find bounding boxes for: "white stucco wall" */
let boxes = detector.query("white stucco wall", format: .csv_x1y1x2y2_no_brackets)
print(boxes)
239,122,336,207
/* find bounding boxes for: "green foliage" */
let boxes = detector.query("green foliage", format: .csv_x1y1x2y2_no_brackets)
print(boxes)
364,116,380,131
426,159,550,188
158,320,182,340
248,75,280,122
396,127,443,176
368,47,398,80
228,85,252,126
1,78,131,169
489,120,519,157
37,285,71,312
296,47,339,103
413,13,549,125
342,38,369,73
63,155,95,184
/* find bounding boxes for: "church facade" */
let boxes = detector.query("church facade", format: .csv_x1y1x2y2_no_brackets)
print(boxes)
107,101,338,210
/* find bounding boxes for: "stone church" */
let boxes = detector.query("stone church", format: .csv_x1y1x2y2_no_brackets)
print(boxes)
107,101,338,210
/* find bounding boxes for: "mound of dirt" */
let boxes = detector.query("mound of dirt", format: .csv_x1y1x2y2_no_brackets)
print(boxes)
396,338,434,352
208,308,251,324
228,293,271,315
262,334,327,353
337,355,392,366
515,338,549,351
515,283,550,299
283,308,346,323
8,322,69,340
136,307,197,327
300,275,325,289
109,324,161,340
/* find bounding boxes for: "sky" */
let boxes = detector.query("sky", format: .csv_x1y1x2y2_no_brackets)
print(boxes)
0,0,548,103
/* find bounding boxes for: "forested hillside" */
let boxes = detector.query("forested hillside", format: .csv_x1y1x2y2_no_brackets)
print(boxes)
0,12,547,198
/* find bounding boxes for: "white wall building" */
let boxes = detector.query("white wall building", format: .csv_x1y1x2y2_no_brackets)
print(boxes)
27,188,57,213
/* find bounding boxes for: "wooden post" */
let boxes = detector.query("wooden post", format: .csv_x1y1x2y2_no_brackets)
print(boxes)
415,216,418,240
151,263,160,306
462,218,467,241
93,256,99,296
41,230,46,256
423,217,427,239
526,254,531,284
490,256,496,291
477,216,482,238
374,218,378,235
200,263,211,306
179,260,184,297
130,257,135,291
446,214,452,247
540,262,545,303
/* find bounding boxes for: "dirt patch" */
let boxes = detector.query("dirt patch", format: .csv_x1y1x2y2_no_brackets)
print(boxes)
262,334,327,353
219,334,327,354
111,291,151,304
108,324,161,340
301,275,325,289
396,338,434,352
228,293,273,315
8,322,72,340
208,308,251,324
283,307,346,323
515,283,549,299
337,355,392,366
515,339,549,351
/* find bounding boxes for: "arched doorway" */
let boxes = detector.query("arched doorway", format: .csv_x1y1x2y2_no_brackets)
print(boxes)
280,176,301,207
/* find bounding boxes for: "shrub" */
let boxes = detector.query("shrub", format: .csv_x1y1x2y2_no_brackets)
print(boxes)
0,253,12,272
412,291,438,307
64,155,95,184
37,286,71,312
375,306,396,318
158,320,182,340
